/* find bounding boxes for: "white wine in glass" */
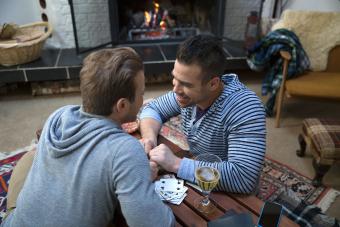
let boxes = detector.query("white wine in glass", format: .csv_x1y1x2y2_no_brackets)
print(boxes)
194,153,221,214
195,166,220,192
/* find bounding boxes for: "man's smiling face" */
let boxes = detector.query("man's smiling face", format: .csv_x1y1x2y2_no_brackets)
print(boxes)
172,60,213,109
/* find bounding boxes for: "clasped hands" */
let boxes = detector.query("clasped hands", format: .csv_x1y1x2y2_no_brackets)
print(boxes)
140,138,181,181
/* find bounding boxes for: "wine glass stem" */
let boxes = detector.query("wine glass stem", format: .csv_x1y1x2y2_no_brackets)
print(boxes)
202,194,210,206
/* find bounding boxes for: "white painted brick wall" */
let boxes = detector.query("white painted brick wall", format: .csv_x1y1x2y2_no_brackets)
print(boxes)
223,0,262,40
46,0,110,48
47,0,257,48
45,0,75,48
72,0,111,48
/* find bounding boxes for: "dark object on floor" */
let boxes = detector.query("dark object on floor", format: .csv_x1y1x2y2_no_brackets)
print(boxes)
208,209,254,227
275,190,339,227
297,118,340,187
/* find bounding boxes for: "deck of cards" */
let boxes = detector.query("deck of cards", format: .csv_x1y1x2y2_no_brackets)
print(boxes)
154,175,188,205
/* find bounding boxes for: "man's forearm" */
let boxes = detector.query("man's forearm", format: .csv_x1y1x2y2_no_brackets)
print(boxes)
140,118,162,145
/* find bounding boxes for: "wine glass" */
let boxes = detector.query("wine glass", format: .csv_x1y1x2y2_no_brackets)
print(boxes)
194,153,221,214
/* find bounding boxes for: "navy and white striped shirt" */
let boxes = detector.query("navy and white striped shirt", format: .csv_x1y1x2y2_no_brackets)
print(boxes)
140,74,266,194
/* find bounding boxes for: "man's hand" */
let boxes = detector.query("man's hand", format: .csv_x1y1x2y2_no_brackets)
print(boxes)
149,144,181,173
149,161,159,181
121,120,139,134
140,138,157,155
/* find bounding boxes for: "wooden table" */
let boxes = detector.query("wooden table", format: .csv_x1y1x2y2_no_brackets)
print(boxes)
115,133,298,227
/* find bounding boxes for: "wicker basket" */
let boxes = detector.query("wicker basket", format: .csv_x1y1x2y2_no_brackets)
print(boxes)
0,22,53,66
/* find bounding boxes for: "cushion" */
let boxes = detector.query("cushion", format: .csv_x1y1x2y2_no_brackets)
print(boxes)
285,72,340,98
302,119,340,159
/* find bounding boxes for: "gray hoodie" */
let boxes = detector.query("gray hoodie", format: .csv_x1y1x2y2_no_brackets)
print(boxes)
2,105,174,227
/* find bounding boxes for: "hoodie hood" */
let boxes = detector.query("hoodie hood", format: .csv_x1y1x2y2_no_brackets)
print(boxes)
42,105,122,158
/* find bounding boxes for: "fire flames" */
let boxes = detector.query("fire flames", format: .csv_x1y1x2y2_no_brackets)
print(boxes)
129,0,189,40
143,1,168,30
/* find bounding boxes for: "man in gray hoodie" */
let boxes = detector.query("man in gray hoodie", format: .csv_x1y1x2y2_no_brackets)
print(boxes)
1,47,175,227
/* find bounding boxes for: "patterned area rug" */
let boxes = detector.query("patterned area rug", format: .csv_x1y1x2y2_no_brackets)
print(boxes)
0,142,36,223
0,152,27,222
259,157,328,204
160,116,339,210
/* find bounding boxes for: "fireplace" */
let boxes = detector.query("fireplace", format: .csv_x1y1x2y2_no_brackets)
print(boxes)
109,0,225,43
69,0,225,53
67,0,264,74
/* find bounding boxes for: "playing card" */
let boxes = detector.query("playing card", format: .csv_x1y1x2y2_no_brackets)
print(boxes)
158,178,184,192
154,176,187,205
159,190,175,200
168,188,188,199
170,193,187,205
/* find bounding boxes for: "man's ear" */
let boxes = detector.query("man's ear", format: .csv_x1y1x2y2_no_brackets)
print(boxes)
208,77,221,91
115,98,130,113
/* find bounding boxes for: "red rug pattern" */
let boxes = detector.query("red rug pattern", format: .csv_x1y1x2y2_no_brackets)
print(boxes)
0,152,27,222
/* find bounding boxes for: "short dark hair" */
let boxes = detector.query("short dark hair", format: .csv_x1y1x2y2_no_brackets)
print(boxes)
80,47,143,116
176,35,226,82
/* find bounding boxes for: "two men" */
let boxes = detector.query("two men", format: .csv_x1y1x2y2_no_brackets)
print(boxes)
2,48,174,227
3,34,266,227
140,35,266,194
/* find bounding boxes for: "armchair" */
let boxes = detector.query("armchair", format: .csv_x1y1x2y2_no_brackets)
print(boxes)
275,45,340,127
273,10,340,127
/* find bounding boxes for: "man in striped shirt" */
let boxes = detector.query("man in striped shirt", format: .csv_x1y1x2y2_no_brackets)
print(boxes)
140,35,266,194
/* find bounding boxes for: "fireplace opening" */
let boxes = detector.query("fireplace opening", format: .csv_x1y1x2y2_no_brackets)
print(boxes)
114,0,220,42
68,0,225,53
110,0,225,44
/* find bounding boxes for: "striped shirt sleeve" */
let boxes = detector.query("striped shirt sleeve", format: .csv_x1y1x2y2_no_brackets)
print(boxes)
219,98,265,193
140,92,181,123
215,93,266,193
